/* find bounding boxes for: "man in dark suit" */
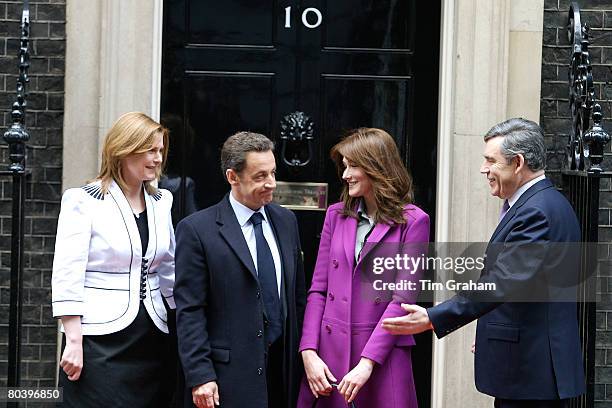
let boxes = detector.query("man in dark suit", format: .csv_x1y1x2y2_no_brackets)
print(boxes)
175,131,306,408
382,118,585,407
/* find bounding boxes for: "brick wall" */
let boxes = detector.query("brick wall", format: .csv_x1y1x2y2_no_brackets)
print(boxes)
0,0,64,393
542,1,612,407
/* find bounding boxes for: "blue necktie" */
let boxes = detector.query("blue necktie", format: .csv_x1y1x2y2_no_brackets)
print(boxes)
250,212,282,344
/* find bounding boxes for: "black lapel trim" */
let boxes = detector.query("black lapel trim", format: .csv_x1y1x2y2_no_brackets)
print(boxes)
82,183,104,200
152,190,163,201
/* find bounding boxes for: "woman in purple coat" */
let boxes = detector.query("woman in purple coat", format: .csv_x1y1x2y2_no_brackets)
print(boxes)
297,128,430,408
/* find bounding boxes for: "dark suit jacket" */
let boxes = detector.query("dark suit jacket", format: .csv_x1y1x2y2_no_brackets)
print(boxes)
428,178,586,400
175,194,306,408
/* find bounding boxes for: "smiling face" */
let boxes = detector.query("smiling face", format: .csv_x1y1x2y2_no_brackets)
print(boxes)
342,156,373,201
480,136,520,199
121,132,164,184
227,150,276,210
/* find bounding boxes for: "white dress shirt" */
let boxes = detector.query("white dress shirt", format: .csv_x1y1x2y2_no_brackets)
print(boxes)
229,192,282,297
507,174,546,209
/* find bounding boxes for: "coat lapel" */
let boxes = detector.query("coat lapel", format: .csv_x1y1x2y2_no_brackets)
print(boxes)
355,222,391,270
217,195,258,280
342,216,359,268
489,178,553,243
265,205,292,279
108,180,140,258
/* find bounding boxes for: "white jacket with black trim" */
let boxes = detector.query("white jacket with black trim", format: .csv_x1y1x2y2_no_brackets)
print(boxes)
51,179,176,335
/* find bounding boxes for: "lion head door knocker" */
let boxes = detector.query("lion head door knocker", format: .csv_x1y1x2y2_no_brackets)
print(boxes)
279,111,315,168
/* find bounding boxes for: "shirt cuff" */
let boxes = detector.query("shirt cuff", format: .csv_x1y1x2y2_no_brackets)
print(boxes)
52,300,84,317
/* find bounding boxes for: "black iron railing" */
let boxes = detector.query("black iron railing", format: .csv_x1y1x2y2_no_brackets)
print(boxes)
1,0,30,399
564,3,611,408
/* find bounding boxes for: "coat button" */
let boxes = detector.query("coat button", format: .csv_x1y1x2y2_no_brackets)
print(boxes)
329,293,335,301
374,297,382,304
257,330,263,338
325,325,332,333
342,296,348,302
257,368,263,375
332,259,339,268
256,291,261,299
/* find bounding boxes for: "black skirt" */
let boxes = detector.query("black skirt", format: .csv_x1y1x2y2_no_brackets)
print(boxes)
58,302,174,407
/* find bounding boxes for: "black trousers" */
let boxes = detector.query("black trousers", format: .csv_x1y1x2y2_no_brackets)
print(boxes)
494,398,568,408
266,337,285,408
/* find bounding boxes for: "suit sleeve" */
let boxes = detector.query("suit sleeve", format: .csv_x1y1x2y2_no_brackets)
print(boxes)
158,193,176,309
428,205,550,338
175,219,216,387
298,207,334,352
51,188,92,317
361,212,430,365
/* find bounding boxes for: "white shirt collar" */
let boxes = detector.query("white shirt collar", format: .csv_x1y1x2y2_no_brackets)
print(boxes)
507,174,546,208
229,191,268,227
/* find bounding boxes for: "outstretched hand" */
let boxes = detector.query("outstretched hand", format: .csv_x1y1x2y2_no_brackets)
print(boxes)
381,304,433,335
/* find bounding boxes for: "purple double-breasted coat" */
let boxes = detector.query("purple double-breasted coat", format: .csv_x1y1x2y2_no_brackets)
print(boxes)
297,202,430,408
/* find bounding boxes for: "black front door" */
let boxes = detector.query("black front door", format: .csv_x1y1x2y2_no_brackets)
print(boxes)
161,1,440,405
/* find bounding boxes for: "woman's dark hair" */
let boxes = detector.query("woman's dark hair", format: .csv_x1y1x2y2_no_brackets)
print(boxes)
330,128,414,224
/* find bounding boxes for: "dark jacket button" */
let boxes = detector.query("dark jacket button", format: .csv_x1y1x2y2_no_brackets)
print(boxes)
325,324,332,333
257,330,263,338
257,368,263,375
256,291,261,299
332,259,339,268
329,293,335,301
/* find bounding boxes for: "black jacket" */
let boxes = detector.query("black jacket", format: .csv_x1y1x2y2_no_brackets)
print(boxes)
175,195,306,407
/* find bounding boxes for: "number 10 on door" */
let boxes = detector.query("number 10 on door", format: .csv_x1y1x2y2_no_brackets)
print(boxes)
284,6,323,29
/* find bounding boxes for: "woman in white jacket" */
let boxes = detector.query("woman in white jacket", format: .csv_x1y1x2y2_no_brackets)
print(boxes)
52,112,176,407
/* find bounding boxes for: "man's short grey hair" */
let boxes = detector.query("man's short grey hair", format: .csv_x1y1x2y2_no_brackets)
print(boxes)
221,131,274,176
484,118,546,172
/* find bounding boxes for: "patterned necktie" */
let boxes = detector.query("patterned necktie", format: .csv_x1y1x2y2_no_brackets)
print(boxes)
499,199,510,221
250,212,282,344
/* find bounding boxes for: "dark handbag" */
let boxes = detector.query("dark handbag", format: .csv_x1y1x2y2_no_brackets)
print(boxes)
310,384,357,408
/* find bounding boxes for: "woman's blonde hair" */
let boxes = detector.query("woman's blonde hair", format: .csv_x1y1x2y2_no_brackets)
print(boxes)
330,128,414,224
97,112,169,195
